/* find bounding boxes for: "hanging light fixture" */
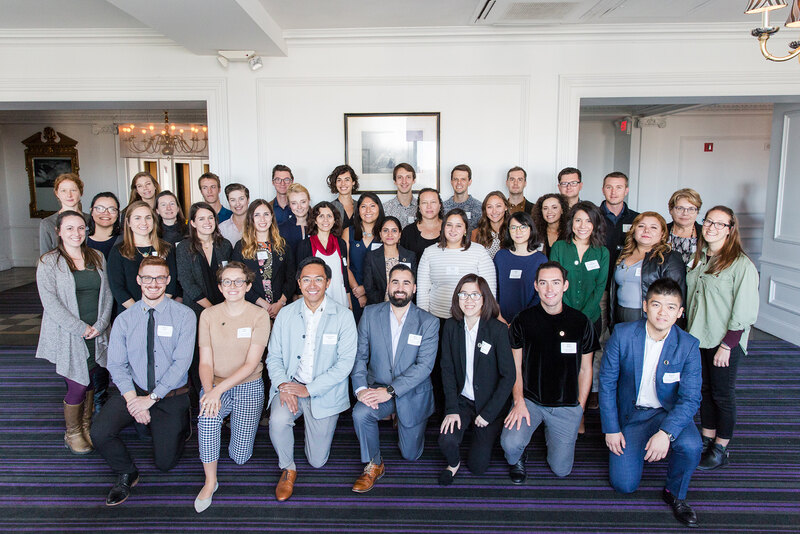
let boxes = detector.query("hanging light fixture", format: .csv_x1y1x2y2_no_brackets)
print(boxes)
118,111,208,157
746,0,800,63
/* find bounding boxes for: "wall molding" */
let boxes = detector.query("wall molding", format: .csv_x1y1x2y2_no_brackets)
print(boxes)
0,28,177,47
774,111,800,245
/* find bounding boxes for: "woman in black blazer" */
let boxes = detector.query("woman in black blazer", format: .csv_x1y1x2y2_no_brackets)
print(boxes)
666,188,703,265
363,216,417,305
232,199,296,319
438,274,515,485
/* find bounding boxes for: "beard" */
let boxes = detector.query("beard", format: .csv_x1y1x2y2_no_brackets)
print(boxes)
388,291,413,307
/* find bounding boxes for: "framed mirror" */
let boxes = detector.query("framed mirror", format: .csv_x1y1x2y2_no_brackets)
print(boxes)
23,127,80,218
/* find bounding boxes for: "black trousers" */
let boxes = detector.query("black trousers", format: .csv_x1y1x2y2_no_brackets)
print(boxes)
91,391,190,475
438,395,504,475
699,344,744,440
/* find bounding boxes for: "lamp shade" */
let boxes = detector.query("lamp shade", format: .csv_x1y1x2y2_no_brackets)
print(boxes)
745,0,787,14
786,0,800,26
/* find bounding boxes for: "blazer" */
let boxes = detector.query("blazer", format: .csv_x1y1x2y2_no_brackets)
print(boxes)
440,317,515,424
599,319,701,438
362,245,417,305
35,252,113,386
266,297,357,419
295,236,352,295
175,237,233,317
351,302,439,426
232,240,297,305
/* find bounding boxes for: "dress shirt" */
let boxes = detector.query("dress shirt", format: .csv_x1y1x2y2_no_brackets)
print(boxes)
295,297,327,384
390,305,410,362
218,218,242,246
461,319,480,401
383,196,418,228
637,325,666,409
106,297,196,399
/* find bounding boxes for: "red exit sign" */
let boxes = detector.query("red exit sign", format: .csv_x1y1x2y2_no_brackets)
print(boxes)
704,142,714,152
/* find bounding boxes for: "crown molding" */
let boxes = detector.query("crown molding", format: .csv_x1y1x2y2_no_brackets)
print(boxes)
0,28,177,47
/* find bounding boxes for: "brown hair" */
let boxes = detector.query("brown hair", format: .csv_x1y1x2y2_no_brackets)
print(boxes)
692,205,748,274
308,201,343,237
450,274,500,321
603,171,629,186
393,163,416,181
224,183,250,199
506,166,527,180
119,201,171,260
532,193,569,244
326,165,359,194
451,164,472,181
668,188,703,211
198,172,220,188
40,210,102,272
617,211,671,266
439,209,472,250
187,202,225,257
138,255,168,272
414,188,444,223
565,201,606,249
129,172,160,203
216,260,255,285
240,199,286,259
473,191,509,249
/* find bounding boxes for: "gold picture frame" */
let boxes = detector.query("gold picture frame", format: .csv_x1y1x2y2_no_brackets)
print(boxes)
23,127,80,218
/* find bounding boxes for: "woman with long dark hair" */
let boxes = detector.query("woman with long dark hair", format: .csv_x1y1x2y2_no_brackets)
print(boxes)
532,193,569,258
363,216,417,305
36,211,113,454
471,191,509,259
327,164,359,230
296,201,351,308
342,192,384,321
687,206,759,471
87,192,121,259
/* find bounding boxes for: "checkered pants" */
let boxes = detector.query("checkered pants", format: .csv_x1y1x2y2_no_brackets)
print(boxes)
198,379,264,464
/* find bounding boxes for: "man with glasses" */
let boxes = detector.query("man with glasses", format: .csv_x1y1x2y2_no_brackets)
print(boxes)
500,261,598,483
266,257,357,501
383,163,418,228
92,256,195,506
557,167,583,208
270,164,295,226
349,264,439,493
506,166,534,214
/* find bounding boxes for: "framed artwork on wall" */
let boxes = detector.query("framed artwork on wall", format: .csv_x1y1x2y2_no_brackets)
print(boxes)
344,112,440,194
22,127,80,218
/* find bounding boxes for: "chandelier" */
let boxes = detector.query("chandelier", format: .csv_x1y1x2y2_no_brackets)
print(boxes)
746,0,800,63
118,111,208,157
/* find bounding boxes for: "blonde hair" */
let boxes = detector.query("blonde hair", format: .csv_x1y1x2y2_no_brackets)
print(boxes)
287,182,310,200
240,199,286,259
617,211,671,266
119,201,171,260
668,188,702,211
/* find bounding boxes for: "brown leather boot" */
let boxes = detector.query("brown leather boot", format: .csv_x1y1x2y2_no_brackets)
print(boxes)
82,389,95,447
64,401,92,454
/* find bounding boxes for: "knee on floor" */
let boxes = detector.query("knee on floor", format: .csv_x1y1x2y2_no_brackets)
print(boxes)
610,478,639,494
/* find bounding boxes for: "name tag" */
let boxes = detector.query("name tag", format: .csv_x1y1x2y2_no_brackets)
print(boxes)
157,325,173,337
371,243,382,251
322,333,338,345
407,216,416,224
446,266,459,275
623,224,632,233
479,342,492,355
342,258,348,267
635,267,641,277
400,262,411,268
561,342,577,354
221,260,228,268
408,334,422,346
257,251,268,260
509,269,522,279
237,327,251,338
585,260,600,271
663,372,681,384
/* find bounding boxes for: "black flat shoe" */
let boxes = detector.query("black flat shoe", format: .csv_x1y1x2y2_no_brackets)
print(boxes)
662,488,699,528
697,443,729,471
106,471,139,506
509,452,527,484
438,468,455,486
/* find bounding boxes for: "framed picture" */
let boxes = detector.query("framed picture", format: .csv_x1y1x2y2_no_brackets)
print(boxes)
23,127,80,218
344,112,440,194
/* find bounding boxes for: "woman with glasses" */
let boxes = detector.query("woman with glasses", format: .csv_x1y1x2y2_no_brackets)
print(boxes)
471,191,509,259
296,201,351,308
532,193,569,258
438,274,514,485
36,211,113,454
400,188,444,262
610,211,686,328
327,164,359,230
363,216,417,305
155,190,188,247
39,173,89,255
278,183,312,257
233,199,295,319
342,193,384,321
193,262,270,513
87,192,121,259
493,211,548,323
108,201,177,311
667,188,703,265
687,206,759,471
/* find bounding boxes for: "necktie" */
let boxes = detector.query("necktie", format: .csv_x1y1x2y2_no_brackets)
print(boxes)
147,308,155,392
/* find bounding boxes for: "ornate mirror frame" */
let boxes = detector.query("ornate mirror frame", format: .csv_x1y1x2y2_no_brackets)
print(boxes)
23,127,80,218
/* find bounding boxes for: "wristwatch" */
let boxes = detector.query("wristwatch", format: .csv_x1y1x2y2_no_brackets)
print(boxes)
149,392,161,402
386,385,396,398
660,429,675,442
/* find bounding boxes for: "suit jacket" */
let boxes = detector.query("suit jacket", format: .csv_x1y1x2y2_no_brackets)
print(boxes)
266,297,357,419
362,245,417,305
175,237,233,317
440,317,515,424
351,302,438,426
599,319,701,438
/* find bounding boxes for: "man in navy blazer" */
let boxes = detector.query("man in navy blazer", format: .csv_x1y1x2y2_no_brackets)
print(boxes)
350,264,439,493
600,278,702,528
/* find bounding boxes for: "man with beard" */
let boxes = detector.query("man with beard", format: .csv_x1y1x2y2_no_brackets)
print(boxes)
349,264,439,493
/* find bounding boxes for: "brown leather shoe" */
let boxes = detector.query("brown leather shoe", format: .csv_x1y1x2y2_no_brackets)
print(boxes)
275,469,297,501
352,461,385,493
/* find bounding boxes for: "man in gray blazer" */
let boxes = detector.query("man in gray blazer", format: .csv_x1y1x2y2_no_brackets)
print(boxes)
350,264,439,493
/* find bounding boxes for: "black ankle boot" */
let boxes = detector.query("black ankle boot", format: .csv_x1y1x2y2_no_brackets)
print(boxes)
701,436,713,455
698,443,729,470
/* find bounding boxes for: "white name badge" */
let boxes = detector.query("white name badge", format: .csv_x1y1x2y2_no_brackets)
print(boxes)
400,262,412,268
560,342,577,354
408,334,422,346
446,266,459,275
221,261,228,268
585,260,600,271
371,243,382,251
322,333,338,345
509,269,522,279
407,216,416,224
480,342,492,355
342,258,348,267
635,267,641,277
257,251,268,260
623,224,632,233
237,327,251,339
157,325,173,337
663,372,681,384
466,212,472,219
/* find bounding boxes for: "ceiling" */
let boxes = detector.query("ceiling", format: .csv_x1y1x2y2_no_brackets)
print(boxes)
0,0,762,56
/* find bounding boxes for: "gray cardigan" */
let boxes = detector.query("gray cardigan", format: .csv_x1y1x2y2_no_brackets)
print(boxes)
35,252,113,386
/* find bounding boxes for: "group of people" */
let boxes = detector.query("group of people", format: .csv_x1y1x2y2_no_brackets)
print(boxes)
34,161,760,528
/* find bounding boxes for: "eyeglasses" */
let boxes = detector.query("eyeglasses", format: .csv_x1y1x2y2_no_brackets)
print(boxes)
300,276,326,285
559,181,581,188
139,275,168,284
92,206,119,214
702,219,732,230
220,279,247,287
673,206,698,214
509,224,529,232
273,177,292,184
457,292,483,301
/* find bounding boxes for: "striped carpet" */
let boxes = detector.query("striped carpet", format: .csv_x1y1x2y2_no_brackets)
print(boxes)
1,340,798,533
